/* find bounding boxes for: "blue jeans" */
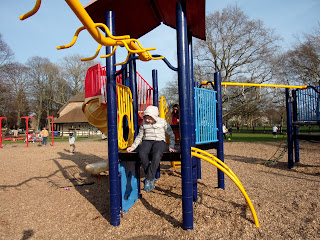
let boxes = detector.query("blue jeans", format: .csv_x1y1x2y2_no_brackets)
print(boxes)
42,137,47,145
138,140,166,180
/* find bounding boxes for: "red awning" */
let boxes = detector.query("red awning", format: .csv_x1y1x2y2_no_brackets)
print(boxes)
85,0,205,40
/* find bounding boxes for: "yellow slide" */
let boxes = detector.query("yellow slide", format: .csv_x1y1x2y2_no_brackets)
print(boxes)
82,96,108,134
191,147,259,227
85,161,109,175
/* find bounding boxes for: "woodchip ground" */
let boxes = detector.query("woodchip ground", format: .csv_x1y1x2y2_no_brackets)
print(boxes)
0,140,319,239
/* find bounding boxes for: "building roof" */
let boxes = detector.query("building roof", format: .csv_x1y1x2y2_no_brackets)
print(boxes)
57,92,85,115
85,0,206,40
54,107,88,124
68,92,85,102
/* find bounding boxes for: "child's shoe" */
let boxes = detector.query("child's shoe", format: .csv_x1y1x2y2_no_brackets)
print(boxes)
149,179,155,192
144,179,151,192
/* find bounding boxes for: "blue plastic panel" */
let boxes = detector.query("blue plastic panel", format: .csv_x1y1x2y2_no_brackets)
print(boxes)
194,87,218,144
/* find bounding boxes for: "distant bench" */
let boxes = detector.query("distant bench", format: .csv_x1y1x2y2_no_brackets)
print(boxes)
3,135,24,141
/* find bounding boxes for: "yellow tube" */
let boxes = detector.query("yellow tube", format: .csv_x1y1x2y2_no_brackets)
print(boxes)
191,147,240,184
191,150,259,227
20,0,41,20
57,26,86,49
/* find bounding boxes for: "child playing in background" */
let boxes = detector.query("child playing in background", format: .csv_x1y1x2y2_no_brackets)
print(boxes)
126,106,176,192
69,133,75,153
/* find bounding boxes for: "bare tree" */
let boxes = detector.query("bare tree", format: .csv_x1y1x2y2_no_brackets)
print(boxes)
280,23,320,86
2,63,30,127
0,35,20,127
60,54,97,95
193,5,282,125
0,33,14,68
26,56,53,130
159,78,179,109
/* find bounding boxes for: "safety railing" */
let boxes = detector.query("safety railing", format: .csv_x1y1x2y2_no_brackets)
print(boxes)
296,86,320,121
194,87,218,144
84,64,153,115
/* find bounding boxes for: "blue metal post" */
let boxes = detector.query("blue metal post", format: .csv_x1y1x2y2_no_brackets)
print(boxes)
152,69,161,179
105,11,121,226
129,54,138,137
214,72,225,190
128,54,141,197
176,1,193,230
152,69,159,107
286,88,294,169
122,64,128,86
188,32,198,202
292,90,300,163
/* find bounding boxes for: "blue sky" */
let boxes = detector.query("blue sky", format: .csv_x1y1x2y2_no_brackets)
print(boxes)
1,0,319,90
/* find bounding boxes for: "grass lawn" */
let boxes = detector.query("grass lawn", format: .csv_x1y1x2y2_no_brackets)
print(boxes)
225,132,287,142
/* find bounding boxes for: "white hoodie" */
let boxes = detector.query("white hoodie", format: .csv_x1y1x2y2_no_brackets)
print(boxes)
130,106,175,150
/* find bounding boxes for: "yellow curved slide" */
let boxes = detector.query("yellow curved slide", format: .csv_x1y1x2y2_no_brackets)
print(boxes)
82,96,108,134
191,147,259,227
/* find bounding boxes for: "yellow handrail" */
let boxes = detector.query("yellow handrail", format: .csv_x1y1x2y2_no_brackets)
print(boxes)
201,81,307,90
191,147,259,227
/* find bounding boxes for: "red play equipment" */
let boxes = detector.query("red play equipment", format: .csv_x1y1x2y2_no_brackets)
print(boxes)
85,63,153,123
0,117,7,148
21,116,33,147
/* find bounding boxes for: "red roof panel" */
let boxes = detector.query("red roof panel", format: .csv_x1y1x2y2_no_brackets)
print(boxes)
85,0,205,40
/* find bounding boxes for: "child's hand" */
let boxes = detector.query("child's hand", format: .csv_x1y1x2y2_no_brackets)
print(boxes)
169,148,177,153
126,147,134,153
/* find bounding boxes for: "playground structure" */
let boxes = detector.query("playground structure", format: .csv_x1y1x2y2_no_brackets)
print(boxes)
17,0,320,230
19,0,260,229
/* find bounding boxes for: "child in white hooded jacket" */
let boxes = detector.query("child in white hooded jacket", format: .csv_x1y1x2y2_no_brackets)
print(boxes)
127,106,176,192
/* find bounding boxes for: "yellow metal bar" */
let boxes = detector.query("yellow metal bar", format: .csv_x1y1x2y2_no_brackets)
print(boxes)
191,147,240,183
19,0,41,20
191,148,259,227
81,44,102,61
221,82,307,89
201,81,307,89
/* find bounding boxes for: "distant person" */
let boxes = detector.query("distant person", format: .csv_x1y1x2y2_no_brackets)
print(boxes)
126,106,176,193
40,127,49,145
272,125,278,138
31,132,36,143
69,133,76,153
223,124,228,139
228,127,233,137
237,124,240,132
13,125,18,136
171,104,180,125
101,133,107,140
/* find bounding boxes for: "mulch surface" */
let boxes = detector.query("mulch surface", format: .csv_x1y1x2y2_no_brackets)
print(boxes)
0,140,319,239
